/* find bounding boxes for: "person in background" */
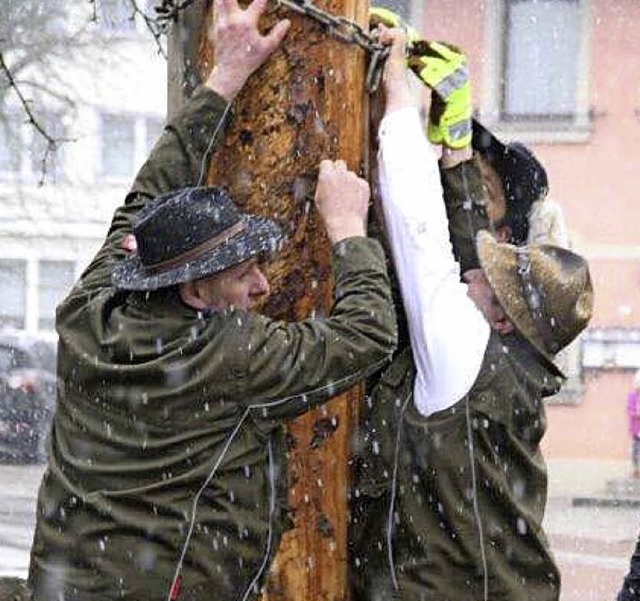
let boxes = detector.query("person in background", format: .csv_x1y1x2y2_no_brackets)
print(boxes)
627,370,640,479
350,24,594,601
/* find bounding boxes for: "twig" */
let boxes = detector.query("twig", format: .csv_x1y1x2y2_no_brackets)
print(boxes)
127,0,168,58
0,50,56,147
0,48,73,185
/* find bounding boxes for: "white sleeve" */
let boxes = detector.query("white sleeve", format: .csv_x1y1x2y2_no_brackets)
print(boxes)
377,107,490,416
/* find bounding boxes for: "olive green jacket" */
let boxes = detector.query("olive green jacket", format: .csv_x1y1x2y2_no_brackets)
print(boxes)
28,86,397,601
351,158,562,601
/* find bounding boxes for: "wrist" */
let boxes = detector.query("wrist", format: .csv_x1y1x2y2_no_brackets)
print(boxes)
326,222,366,245
204,66,248,102
384,73,415,114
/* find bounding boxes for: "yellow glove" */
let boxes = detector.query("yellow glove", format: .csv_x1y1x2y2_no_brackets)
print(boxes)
408,41,472,149
369,6,419,46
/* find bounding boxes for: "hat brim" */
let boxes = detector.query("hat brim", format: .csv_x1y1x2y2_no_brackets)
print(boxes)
472,119,507,162
472,120,528,195
112,215,282,291
472,120,548,209
476,230,565,378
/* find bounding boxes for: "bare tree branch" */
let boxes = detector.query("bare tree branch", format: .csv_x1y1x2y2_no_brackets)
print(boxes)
12,80,76,110
0,48,74,185
127,0,168,58
1,0,169,184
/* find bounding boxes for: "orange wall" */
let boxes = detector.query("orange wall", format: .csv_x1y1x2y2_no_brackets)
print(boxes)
543,371,633,461
536,0,640,248
539,0,640,461
421,0,486,94
587,260,640,327
419,0,640,461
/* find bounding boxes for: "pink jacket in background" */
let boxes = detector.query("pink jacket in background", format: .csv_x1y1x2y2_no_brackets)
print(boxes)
627,390,640,438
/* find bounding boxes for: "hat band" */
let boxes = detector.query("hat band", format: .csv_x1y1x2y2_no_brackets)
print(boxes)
144,219,246,276
516,247,558,354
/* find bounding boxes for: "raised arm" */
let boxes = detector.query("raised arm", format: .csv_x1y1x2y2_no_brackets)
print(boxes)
375,28,489,416
177,161,397,421
130,0,290,200
79,0,289,289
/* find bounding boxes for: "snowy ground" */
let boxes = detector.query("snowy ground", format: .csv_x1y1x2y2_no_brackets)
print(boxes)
0,461,637,601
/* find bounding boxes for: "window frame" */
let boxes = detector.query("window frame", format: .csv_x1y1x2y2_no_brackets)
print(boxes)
37,259,77,332
0,109,66,183
99,112,137,181
98,111,164,183
480,0,592,143
0,259,28,330
582,328,640,370
94,0,137,34
93,0,161,36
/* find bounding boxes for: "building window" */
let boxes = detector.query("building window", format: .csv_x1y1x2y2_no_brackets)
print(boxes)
481,0,590,139
0,111,64,182
145,117,164,155
582,329,640,370
0,115,22,174
0,260,27,330
100,113,136,180
29,112,65,182
503,0,581,120
96,0,136,32
376,0,412,21
38,261,76,332
100,113,165,181
371,0,424,25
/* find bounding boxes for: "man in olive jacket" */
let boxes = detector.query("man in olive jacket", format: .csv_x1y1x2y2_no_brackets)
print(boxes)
350,28,593,601
27,2,397,600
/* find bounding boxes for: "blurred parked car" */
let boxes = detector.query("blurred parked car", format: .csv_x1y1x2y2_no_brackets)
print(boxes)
0,331,57,464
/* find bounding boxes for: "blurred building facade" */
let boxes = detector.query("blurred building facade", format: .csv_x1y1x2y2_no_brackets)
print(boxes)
1,0,638,464
416,0,640,464
0,0,166,339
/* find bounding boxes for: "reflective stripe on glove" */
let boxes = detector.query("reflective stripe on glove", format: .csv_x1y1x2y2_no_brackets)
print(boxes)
408,41,472,149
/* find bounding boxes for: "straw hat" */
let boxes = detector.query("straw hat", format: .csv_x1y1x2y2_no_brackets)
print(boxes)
476,230,593,375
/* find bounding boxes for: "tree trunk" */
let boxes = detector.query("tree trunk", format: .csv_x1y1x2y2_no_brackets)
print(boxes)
169,2,369,600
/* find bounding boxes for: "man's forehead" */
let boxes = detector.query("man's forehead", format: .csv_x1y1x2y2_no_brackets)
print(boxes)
225,257,259,275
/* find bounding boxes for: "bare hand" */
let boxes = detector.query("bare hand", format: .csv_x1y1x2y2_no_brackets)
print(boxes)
315,160,370,244
377,26,414,113
205,0,291,101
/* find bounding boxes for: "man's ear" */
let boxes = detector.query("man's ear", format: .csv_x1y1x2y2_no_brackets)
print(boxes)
492,316,515,335
494,224,513,243
179,281,209,310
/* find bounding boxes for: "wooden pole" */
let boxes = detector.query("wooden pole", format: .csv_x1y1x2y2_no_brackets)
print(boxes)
169,2,369,600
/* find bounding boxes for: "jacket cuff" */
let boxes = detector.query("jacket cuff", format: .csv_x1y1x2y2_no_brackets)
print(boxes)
331,237,386,279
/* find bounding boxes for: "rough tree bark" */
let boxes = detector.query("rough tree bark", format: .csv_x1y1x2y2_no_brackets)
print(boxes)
169,1,370,600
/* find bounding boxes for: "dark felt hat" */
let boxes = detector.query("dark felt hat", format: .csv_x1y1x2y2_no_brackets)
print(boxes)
472,120,549,244
476,230,593,377
112,186,283,291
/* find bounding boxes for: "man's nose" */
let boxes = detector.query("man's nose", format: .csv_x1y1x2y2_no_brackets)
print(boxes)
252,268,270,298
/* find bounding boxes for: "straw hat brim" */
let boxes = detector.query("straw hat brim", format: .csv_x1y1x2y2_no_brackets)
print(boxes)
476,230,565,378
